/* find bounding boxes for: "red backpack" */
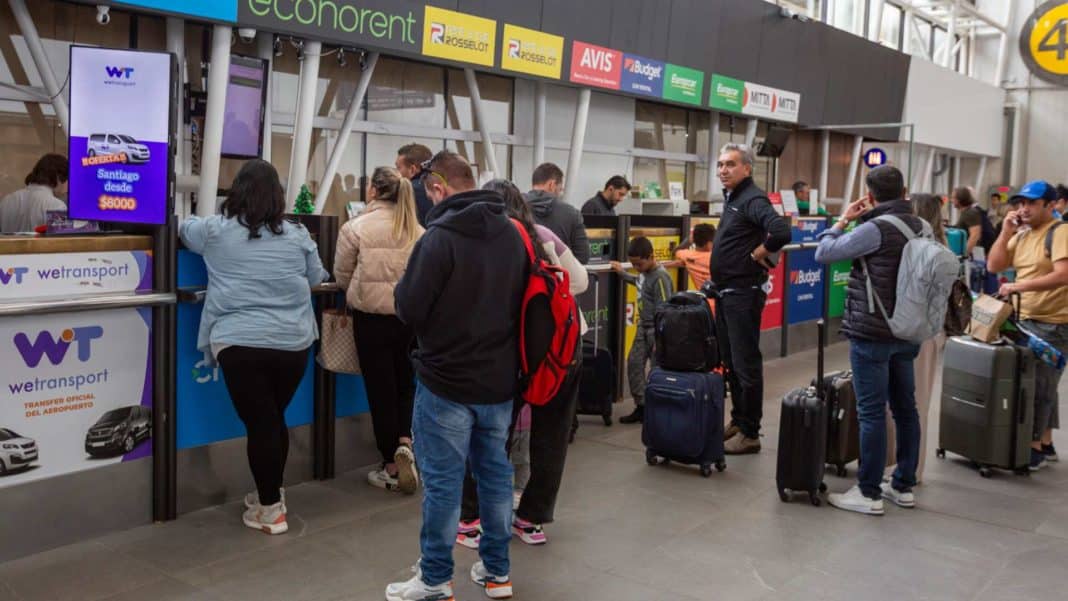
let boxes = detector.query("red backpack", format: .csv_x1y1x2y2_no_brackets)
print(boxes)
511,219,580,405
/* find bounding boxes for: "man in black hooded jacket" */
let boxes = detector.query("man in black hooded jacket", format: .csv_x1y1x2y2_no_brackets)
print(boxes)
524,162,590,264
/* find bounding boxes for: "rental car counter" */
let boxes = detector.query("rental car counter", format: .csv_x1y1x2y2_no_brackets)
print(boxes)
580,216,624,401
175,214,373,514
0,233,174,561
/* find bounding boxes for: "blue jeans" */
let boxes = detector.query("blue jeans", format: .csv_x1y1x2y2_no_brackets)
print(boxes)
413,381,513,586
849,338,922,499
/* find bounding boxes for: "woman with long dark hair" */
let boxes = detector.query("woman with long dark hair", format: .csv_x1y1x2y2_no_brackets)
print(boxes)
180,159,328,535
456,179,588,548
334,167,424,493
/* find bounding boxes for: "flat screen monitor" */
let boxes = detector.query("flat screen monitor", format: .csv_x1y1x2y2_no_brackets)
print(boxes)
758,126,792,158
221,55,268,159
67,45,173,225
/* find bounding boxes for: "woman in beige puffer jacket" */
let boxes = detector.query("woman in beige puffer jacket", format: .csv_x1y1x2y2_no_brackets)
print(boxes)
334,166,424,494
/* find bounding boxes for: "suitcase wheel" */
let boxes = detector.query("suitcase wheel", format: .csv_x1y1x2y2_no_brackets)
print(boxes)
936,448,946,459
1014,467,1031,477
818,482,828,493
645,449,659,466
715,461,726,472
979,467,993,479
602,414,613,426
700,465,712,478
778,489,790,503
809,492,821,507
835,465,848,478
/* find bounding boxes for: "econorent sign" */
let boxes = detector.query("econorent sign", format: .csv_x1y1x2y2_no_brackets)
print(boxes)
710,74,801,124
239,0,419,54
501,24,563,79
421,6,496,67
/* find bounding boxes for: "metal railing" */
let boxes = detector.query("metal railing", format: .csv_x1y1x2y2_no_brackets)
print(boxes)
0,291,176,317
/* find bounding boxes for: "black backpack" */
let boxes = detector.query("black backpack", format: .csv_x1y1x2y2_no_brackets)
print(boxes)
653,292,718,372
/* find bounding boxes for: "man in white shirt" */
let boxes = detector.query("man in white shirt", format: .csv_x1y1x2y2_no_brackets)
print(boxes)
0,153,68,233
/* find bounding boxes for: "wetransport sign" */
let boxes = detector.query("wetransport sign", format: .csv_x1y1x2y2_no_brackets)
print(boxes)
501,24,564,79
662,64,704,106
709,74,801,124
422,6,496,67
239,0,419,54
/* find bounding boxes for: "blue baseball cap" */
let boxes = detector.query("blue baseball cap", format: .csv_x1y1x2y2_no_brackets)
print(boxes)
1009,180,1057,203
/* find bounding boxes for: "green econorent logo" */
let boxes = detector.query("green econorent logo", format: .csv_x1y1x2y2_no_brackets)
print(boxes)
247,0,417,44
670,73,697,92
716,82,740,102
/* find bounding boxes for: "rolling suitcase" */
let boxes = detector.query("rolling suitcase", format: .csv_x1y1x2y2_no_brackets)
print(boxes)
654,291,718,372
642,368,726,477
816,370,859,477
776,319,829,505
936,335,1035,478
577,340,615,426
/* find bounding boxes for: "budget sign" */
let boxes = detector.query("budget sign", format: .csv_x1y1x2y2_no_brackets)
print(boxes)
620,53,665,98
67,47,171,225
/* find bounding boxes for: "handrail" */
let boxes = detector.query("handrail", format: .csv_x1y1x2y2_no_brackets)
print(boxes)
177,282,340,305
583,242,821,274
0,291,176,317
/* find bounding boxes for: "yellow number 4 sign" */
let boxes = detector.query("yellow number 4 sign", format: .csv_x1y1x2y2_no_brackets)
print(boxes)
1021,1,1068,85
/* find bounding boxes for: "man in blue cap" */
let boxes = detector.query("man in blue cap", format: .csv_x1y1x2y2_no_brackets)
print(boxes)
988,180,1068,470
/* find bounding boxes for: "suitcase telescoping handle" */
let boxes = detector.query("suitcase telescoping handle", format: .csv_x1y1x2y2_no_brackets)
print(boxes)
816,318,826,402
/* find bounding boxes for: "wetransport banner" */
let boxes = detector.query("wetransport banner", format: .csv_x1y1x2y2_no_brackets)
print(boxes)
68,46,171,225
0,308,152,489
501,24,563,79
709,74,801,124
663,64,704,106
421,6,496,67
0,251,152,301
621,53,665,98
239,0,420,54
570,41,622,90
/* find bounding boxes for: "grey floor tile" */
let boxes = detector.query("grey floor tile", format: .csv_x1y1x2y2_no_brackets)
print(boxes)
971,540,1068,601
0,581,20,601
319,466,422,519
97,577,223,601
0,542,164,601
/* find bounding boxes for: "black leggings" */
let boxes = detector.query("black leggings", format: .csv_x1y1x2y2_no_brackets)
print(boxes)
353,310,415,463
218,346,307,506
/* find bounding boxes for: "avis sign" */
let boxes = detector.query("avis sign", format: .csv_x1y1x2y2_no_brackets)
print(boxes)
569,41,622,90
709,74,801,124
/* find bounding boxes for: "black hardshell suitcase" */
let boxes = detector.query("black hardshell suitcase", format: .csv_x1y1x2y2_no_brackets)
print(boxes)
642,368,726,477
776,319,829,505
577,340,615,426
815,370,859,477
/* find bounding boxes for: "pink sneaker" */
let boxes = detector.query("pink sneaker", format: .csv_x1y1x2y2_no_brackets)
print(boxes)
512,517,546,545
456,519,482,549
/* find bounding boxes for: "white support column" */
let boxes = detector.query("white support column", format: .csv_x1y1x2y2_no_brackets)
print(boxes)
257,33,275,162
744,118,759,148
949,156,962,223
464,68,500,177
842,135,864,203
167,18,188,218
533,80,547,168
869,0,885,43
818,130,830,213
313,52,379,214
922,147,937,192
564,88,591,206
903,9,913,54
286,41,322,209
944,1,958,69
9,0,69,134
707,111,721,204
975,156,988,194
197,25,231,217
993,0,1012,86
807,0,818,20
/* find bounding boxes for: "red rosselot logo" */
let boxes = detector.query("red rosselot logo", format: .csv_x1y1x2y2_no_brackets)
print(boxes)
508,39,520,58
430,22,445,44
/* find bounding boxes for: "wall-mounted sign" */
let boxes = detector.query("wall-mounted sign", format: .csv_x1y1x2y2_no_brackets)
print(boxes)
620,53,665,98
761,260,785,331
864,147,888,168
67,46,171,225
709,74,801,124
421,6,496,67
0,251,152,301
239,0,419,53
500,24,563,79
114,0,236,22
1020,1,1068,86
569,41,622,90
787,251,825,325
662,64,704,106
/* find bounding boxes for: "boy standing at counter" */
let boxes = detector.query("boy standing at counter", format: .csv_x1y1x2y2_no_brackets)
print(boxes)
612,237,674,424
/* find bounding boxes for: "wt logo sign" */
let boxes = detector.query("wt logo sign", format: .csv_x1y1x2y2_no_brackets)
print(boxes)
0,267,28,285
14,327,104,368
105,66,134,79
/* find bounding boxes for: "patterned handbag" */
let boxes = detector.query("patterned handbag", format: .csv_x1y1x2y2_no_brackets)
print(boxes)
317,308,361,374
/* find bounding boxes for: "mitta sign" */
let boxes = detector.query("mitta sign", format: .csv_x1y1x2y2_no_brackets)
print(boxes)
569,41,622,90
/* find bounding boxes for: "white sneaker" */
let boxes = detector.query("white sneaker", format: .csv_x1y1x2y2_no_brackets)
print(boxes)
394,445,420,495
368,465,400,491
385,566,454,601
880,482,916,508
470,560,513,599
828,485,885,516
242,502,288,534
244,487,286,512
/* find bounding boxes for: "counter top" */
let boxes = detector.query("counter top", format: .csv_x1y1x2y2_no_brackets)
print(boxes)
0,235,153,255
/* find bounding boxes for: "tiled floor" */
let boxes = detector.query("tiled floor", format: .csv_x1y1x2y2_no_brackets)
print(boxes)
3,342,1068,601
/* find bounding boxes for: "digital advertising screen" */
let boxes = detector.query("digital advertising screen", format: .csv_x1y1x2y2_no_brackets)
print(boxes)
68,46,172,225
221,55,268,159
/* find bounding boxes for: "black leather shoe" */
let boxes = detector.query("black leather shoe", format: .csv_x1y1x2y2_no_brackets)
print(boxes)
619,406,644,424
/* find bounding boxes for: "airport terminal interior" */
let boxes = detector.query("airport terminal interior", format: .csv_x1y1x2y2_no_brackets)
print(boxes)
2,0,1068,600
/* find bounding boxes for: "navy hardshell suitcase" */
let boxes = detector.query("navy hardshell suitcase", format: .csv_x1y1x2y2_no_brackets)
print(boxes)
642,368,726,477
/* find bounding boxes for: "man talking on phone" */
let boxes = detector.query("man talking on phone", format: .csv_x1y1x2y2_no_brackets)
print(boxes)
708,143,790,454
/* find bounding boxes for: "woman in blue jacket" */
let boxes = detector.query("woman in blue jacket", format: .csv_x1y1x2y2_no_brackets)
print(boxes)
180,159,328,535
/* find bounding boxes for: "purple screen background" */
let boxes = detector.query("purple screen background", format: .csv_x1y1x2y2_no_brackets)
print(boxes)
68,136,169,225
221,61,266,158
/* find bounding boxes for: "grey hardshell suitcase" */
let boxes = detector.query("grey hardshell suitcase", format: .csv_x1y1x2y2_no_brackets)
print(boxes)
936,335,1035,478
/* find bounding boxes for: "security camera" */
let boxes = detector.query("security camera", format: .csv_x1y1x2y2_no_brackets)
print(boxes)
96,5,110,25
779,7,810,22
237,28,257,43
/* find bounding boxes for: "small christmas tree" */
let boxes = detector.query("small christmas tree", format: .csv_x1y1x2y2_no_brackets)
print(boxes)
293,184,314,214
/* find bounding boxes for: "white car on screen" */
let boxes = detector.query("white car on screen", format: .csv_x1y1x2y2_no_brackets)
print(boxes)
0,428,38,475
87,133,150,163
